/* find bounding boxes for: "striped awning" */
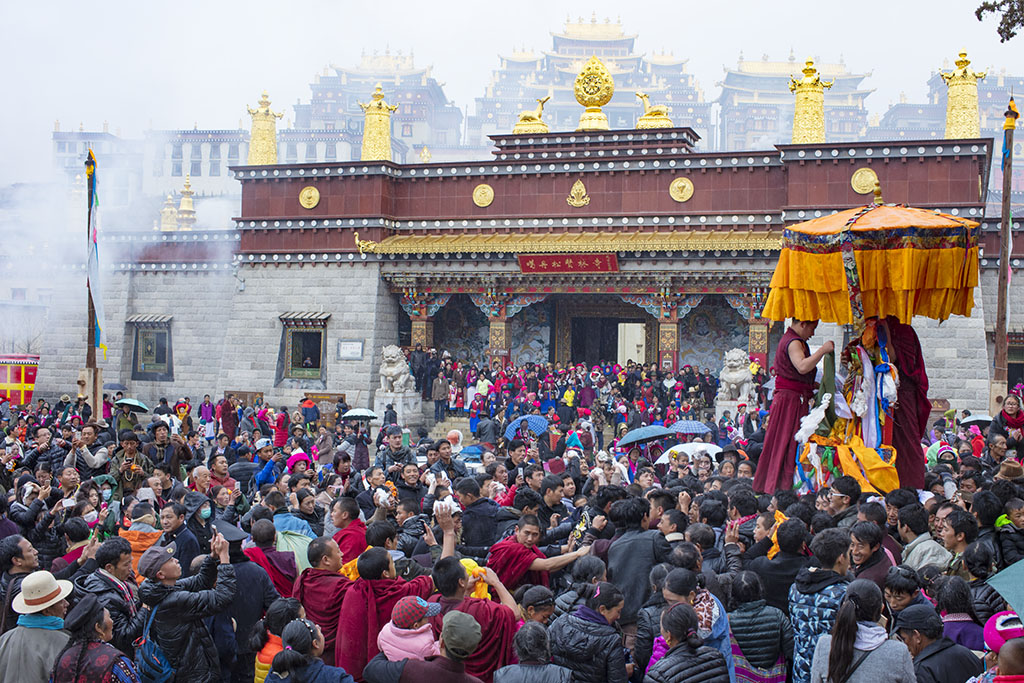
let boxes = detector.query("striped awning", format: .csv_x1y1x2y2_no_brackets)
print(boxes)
126,314,173,326
280,312,332,327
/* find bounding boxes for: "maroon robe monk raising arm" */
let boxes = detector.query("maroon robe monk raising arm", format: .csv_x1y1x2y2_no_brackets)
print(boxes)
293,537,352,666
336,507,458,681
753,320,834,494
428,557,518,683
331,497,368,565
486,514,590,592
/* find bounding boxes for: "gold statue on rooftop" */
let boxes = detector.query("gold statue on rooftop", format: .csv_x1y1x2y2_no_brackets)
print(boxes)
940,50,986,139
246,91,283,165
635,92,673,129
359,84,398,162
176,175,196,230
575,56,614,131
789,59,833,144
513,96,551,134
159,194,178,232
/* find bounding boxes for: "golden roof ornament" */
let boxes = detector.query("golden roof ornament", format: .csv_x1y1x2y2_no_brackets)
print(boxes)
159,194,179,232
789,59,833,144
246,90,283,165
359,84,398,162
176,175,196,230
566,179,591,207
574,56,614,131
635,92,673,129
513,96,551,134
940,50,986,139
418,146,432,162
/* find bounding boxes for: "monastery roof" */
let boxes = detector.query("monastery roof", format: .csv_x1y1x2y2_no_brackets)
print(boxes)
552,13,637,41
358,229,781,256
722,57,870,81
330,51,427,77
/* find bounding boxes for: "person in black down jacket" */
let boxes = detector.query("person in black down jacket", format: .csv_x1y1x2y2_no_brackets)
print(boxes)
635,563,672,674
744,518,810,615
137,532,237,683
457,477,500,547
74,536,149,656
727,571,794,675
552,554,606,620
963,542,1007,622
644,602,729,683
606,496,672,634
495,621,573,683
549,581,629,683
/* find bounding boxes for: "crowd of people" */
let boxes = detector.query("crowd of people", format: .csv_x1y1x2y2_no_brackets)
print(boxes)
0,362,1023,683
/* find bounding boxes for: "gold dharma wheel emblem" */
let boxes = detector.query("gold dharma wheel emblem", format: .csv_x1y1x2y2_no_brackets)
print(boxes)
850,167,879,195
472,183,494,208
298,186,320,209
668,177,694,203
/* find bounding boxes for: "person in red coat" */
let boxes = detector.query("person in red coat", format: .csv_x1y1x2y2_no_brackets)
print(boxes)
886,317,930,490
753,320,833,493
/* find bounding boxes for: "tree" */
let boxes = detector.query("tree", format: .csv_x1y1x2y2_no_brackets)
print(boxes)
976,0,1024,41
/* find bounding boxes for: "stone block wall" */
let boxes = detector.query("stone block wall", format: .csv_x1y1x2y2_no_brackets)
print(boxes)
33,261,399,413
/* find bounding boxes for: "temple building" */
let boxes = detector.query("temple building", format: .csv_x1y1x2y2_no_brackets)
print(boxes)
466,14,714,149
293,50,463,159
30,53,1011,419
717,51,872,151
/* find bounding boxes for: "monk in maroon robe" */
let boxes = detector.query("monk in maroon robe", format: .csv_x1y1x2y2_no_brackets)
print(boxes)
486,514,588,592
886,317,930,489
293,538,352,666
244,519,297,598
427,557,518,683
336,548,434,680
331,497,367,564
753,320,834,493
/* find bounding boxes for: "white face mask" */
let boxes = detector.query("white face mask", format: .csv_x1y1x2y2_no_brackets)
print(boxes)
83,510,99,524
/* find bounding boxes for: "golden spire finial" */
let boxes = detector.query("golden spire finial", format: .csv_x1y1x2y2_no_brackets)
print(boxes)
159,193,179,232
513,95,551,134
872,181,883,205
176,175,196,230
574,56,615,131
419,146,432,162
246,90,283,165
359,83,398,161
54,119,60,132
940,50,986,139
789,58,833,144
635,92,674,129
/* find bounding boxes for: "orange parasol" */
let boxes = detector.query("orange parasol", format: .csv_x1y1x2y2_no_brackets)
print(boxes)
761,198,979,325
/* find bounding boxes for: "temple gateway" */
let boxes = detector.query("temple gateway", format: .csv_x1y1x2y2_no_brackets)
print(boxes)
35,57,997,413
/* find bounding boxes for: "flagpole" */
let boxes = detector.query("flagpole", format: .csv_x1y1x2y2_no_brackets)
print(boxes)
994,98,1018,401
86,153,96,372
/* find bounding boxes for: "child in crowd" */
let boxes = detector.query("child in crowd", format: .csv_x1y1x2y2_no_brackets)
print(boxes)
996,498,1024,566
376,596,442,662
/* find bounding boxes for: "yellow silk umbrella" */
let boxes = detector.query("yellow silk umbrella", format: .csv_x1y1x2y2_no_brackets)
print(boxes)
761,200,979,325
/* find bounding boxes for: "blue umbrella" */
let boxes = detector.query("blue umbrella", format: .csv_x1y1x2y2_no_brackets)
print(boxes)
504,415,549,440
617,425,675,449
668,420,711,435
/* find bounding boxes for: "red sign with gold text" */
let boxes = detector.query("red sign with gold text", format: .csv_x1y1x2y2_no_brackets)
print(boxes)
517,253,619,274
0,355,39,406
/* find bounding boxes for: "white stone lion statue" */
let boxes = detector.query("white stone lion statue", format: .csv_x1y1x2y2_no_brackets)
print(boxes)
379,344,416,392
717,348,754,403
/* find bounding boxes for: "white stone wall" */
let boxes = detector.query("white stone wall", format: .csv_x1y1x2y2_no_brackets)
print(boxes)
805,286,990,410
32,261,399,413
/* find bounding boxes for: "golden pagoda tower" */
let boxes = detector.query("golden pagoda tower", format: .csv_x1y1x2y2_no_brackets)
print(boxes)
575,56,615,131
940,50,986,138
359,84,398,162
176,176,196,230
789,59,833,144
246,90,283,165
159,194,178,231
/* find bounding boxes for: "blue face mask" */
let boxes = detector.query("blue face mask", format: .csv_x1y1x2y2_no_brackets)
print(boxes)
199,507,212,520
101,489,113,501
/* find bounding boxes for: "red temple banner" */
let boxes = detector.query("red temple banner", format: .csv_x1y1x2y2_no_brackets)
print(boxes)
517,253,619,274
0,355,39,406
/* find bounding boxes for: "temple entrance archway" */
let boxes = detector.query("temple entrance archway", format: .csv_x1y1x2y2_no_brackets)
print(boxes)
553,295,656,366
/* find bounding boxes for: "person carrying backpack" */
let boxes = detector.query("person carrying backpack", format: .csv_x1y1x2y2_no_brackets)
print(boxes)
137,532,237,683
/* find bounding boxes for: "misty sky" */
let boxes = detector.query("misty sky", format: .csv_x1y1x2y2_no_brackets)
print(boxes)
2,0,1019,187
